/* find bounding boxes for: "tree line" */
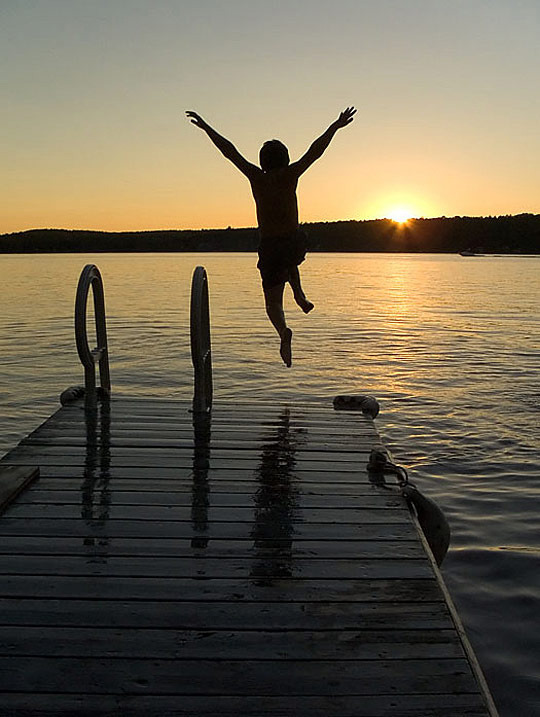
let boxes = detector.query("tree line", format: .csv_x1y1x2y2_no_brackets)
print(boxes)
1,214,538,254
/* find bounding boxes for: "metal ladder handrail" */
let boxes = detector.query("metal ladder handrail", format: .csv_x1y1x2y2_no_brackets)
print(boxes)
74,264,111,397
190,266,213,413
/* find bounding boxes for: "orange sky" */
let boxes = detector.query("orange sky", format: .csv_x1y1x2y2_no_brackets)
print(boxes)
2,1,539,233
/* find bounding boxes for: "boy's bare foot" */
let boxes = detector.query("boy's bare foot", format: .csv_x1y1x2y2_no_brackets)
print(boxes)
294,294,315,314
280,328,292,367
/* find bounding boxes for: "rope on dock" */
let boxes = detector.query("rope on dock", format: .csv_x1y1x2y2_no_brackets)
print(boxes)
367,445,451,566
333,394,380,418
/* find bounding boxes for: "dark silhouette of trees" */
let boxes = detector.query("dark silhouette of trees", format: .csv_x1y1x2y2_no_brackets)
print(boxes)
1,214,538,254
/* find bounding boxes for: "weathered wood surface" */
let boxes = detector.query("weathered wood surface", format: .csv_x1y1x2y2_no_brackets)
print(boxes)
0,397,492,716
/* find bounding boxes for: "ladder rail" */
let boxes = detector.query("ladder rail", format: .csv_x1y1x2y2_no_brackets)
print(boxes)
74,264,111,396
190,266,213,413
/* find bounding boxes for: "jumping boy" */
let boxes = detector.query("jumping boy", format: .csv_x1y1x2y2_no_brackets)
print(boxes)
186,107,356,367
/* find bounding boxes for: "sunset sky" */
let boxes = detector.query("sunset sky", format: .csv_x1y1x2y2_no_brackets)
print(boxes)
2,0,539,233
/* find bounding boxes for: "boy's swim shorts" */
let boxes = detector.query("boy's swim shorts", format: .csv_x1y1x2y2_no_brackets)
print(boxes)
257,229,308,289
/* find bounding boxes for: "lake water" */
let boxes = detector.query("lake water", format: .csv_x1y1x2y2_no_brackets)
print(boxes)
1,252,539,715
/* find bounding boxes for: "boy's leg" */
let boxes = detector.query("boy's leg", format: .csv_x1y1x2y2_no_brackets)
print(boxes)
263,283,293,367
288,266,314,314
263,283,286,336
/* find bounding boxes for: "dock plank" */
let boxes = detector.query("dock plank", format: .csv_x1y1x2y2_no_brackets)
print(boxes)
3,504,410,523
0,598,455,630
0,575,444,602
0,555,433,579
14,488,404,508
8,477,391,494
0,625,464,660
26,465,386,482
0,693,491,717
2,454,367,471
5,444,371,463
0,536,423,559
0,656,479,696
0,518,418,540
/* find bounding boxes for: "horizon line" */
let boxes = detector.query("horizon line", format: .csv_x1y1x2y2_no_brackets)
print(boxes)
2,212,539,236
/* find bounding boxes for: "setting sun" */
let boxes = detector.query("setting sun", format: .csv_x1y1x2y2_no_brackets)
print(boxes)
387,207,414,224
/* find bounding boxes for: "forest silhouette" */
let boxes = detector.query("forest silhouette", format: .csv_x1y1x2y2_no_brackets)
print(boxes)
1,214,538,254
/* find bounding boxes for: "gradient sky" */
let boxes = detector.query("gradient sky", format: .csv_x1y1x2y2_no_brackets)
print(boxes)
2,0,539,232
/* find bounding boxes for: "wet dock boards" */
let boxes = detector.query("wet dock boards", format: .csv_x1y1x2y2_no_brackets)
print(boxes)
0,398,496,716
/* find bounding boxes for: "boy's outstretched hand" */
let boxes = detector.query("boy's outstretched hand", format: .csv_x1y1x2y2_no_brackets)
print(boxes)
186,111,208,130
335,107,356,128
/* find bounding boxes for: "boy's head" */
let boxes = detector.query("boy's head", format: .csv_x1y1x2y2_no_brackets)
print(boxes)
259,140,290,171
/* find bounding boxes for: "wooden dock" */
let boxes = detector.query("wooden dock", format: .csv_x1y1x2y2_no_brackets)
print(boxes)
0,396,496,716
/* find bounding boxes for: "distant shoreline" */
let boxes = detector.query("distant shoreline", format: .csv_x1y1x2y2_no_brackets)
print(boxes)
1,215,539,254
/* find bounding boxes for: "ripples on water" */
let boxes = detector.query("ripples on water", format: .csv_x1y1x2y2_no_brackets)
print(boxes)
0,252,538,715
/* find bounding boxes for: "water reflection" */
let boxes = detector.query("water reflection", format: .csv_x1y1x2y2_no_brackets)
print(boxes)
80,398,111,559
191,412,211,549
250,408,305,585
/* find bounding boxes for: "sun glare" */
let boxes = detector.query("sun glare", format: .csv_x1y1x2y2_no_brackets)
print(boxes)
387,207,413,224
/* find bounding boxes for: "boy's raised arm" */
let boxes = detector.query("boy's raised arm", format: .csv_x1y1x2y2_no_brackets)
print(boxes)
292,107,356,177
186,111,259,179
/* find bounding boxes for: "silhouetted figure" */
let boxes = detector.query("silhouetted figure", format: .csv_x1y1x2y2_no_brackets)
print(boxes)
186,107,356,366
